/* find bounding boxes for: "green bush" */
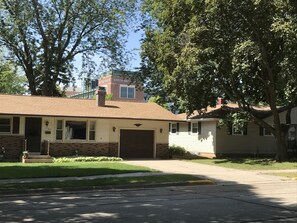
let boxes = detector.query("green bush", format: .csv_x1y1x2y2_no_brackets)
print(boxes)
53,156,123,163
169,145,186,156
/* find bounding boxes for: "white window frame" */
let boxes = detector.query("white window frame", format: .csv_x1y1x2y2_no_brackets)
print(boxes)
55,119,97,142
263,128,272,136
0,117,11,134
89,121,96,141
171,123,177,134
232,126,243,136
192,123,198,134
119,84,135,99
55,120,64,140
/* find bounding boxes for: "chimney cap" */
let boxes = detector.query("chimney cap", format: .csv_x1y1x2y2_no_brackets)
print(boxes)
98,86,106,91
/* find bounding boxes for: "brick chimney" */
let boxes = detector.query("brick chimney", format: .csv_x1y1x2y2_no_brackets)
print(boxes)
97,87,106,107
217,97,223,105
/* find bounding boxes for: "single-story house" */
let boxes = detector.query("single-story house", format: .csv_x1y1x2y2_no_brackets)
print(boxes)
169,103,297,158
0,90,181,160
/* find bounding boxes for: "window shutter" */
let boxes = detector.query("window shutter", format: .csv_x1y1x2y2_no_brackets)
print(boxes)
259,126,264,136
169,123,171,133
243,123,248,135
198,122,202,135
13,117,20,134
188,122,191,134
177,123,180,134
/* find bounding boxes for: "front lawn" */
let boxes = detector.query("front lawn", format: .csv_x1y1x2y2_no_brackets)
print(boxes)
188,158,297,170
0,162,154,179
0,174,212,192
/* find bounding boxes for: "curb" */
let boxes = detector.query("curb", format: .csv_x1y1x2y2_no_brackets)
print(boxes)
0,180,214,195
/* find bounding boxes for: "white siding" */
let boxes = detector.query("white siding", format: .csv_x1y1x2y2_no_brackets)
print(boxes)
169,121,217,155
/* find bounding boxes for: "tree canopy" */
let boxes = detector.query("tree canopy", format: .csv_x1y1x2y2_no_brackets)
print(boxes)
140,0,297,161
0,0,136,96
0,56,27,94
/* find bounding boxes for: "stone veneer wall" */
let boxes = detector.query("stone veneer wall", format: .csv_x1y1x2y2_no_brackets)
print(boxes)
47,142,119,157
156,143,169,159
0,135,24,160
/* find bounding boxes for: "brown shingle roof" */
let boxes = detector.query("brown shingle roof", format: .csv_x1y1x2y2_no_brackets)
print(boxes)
178,103,276,120
0,94,181,121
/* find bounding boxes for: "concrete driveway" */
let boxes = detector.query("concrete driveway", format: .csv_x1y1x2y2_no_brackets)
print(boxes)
123,160,297,206
123,160,294,184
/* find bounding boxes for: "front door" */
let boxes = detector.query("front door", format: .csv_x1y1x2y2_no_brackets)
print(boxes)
25,117,42,152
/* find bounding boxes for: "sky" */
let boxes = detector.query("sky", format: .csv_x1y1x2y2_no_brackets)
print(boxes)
74,26,143,89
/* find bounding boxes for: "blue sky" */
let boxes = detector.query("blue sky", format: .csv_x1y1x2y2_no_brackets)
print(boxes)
74,26,143,88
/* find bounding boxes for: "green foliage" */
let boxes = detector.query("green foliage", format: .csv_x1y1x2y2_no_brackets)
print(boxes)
53,156,123,163
169,145,186,156
148,96,169,110
0,58,27,94
0,0,136,96
105,93,113,101
141,0,297,161
189,158,297,171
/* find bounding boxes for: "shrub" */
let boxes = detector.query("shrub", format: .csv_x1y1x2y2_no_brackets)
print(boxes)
169,145,186,157
53,156,123,163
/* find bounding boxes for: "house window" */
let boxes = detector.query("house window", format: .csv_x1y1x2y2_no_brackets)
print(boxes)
170,123,179,134
56,120,63,140
192,122,202,135
263,128,272,136
120,85,135,99
232,126,243,136
192,123,198,133
0,118,11,133
65,121,87,140
171,123,177,133
89,121,96,140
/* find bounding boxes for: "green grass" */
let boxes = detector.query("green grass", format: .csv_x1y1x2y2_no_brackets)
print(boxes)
188,158,297,170
0,174,212,192
0,162,154,179
267,172,297,178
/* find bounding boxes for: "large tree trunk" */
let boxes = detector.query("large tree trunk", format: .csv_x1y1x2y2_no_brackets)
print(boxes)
274,126,288,162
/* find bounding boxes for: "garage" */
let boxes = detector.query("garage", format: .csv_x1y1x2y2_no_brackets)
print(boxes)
120,130,154,158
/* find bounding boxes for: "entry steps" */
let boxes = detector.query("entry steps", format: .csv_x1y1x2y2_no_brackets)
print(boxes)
22,153,53,163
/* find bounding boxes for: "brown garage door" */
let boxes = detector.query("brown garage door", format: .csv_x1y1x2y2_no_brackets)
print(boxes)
120,130,154,158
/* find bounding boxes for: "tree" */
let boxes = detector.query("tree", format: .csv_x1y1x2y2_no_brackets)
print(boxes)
0,0,136,96
0,58,27,94
141,0,297,161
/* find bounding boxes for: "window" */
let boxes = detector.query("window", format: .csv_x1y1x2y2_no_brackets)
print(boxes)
232,126,243,135
260,126,272,136
89,121,96,140
65,121,86,140
189,122,202,135
192,123,198,133
120,85,135,99
56,120,63,140
0,118,11,133
263,128,272,136
170,123,179,134
171,123,177,133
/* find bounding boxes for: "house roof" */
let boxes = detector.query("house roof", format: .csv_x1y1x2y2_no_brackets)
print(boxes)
0,94,181,122
178,103,276,120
